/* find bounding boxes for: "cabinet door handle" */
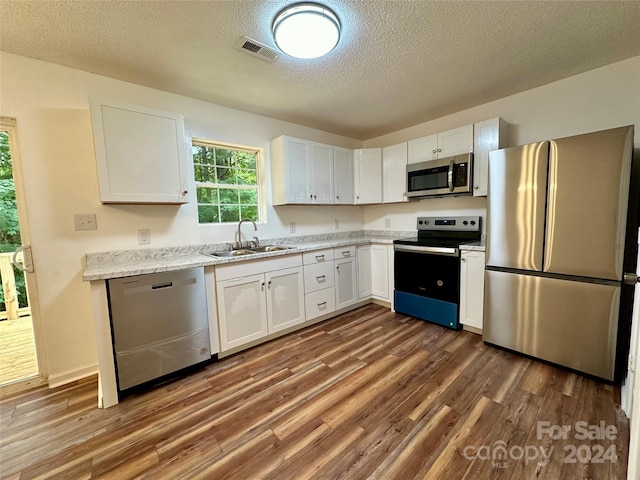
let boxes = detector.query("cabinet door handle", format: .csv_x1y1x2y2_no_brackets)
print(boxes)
432,149,436,154
461,258,466,263
268,280,272,287
317,301,327,307
182,190,188,196
315,254,325,261
336,266,340,271
437,148,442,152
261,281,265,290
474,185,479,189
316,275,326,281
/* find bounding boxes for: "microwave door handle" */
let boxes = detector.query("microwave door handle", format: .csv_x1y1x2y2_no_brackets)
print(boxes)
447,159,454,192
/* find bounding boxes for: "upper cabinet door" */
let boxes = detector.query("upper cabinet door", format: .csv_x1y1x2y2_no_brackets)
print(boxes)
486,142,549,272
333,147,354,204
438,124,473,157
310,142,334,204
408,134,438,164
270,136,312,204
354,148,382,204
90,98,189,204
473,118,508,197
543,126,633,280
382,142,408,203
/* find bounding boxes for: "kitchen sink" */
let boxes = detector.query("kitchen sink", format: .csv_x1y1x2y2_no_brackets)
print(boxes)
248,245,295,252
209,250,255,257
208,245,295,257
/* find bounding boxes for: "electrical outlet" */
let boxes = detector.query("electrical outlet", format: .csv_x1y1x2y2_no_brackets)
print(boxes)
334,219,340,230
289,222,296,233
138,229,151,245
384,218,391,229
74,213,97,231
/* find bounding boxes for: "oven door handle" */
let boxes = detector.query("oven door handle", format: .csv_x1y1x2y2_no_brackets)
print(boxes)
394,244,459,256
447,159,455,192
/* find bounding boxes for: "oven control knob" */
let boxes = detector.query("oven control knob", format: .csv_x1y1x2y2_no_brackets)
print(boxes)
425,220,430,225
418,220,423,225
463,220,468,225
470,220,476,225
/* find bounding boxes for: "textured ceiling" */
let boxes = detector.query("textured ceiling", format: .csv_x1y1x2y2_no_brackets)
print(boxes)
1,1,639,140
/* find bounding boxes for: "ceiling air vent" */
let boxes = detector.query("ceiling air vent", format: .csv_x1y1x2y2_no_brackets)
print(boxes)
236,36,279,63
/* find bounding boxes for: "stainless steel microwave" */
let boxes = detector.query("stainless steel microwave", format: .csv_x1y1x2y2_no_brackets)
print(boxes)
406,153,473,198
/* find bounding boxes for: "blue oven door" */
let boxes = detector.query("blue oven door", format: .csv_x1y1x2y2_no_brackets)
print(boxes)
394,245,461,329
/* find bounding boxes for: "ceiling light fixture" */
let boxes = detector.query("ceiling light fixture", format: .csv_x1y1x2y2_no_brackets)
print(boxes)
272,3,341,59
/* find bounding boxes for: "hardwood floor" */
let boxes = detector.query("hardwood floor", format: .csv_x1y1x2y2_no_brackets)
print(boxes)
0,305,630,479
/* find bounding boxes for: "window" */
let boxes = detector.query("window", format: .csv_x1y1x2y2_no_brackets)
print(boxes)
192,140,261,224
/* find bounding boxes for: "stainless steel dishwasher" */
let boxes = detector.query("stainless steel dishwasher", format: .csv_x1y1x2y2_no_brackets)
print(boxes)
107,267,211,392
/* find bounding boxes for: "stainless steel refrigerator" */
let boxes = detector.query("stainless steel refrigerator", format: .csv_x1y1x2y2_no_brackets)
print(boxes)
483,125,637,381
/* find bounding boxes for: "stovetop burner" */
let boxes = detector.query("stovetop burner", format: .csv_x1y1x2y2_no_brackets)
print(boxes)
394,215,482,249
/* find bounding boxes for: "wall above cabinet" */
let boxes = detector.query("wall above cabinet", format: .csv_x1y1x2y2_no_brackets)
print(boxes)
90,98,189,204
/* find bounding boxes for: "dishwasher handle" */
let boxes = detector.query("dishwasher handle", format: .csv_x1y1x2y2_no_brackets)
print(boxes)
152,282,173,290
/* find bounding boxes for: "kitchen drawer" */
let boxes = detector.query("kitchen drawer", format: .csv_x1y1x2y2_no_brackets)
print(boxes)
305,287,336,320
333,245,356,259
303,248,334,265
303,261,335,293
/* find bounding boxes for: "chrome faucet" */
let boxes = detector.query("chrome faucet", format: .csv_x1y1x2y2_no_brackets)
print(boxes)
235,218,258,249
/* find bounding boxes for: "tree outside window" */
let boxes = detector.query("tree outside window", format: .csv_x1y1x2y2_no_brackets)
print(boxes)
193,141,260,224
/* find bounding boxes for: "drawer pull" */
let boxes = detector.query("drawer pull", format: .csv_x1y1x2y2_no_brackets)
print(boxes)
342,251,350,256
316,275,326,281
315,254,325,261
317,301,327,307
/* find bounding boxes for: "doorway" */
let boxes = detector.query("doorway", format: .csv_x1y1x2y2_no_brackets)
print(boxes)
0,118,44,388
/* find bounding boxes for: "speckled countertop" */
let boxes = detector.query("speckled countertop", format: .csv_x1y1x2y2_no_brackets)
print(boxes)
83,230,414,281
459,241,486,252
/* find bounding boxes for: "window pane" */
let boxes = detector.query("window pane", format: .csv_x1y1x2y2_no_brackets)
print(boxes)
197,187,217,204
194,165,216,183
193,145,214,165
240,205,258,220
219,188,238,205
236,152,256,169
215,149,235,167
237,169,257,185
216,167,236,184
220,205,240,223
198,205,219,223
239,188,258,204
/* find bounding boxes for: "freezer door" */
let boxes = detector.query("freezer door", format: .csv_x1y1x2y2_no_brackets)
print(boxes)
544,126,633,280
486,141,549,271
483,270,620,380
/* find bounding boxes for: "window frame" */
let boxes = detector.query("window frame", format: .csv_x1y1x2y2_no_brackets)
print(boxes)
191,138,263,225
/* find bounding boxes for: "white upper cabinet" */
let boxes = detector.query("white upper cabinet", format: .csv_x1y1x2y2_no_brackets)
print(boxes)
310,142,334,204
408,124,473,164
382,142,408,203
354,148,382,204
90,98,189,204
333,147,354,204
271,136,335,205
473,117,508,197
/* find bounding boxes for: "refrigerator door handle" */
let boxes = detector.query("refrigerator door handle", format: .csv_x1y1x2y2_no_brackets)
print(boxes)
447,159,454,192
623,273,639,284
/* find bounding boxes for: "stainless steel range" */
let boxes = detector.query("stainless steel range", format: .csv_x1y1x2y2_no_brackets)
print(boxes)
394,216,482,329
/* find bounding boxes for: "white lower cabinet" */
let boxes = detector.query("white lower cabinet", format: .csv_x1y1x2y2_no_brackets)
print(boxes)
357,243,394,305
371,244,389,300
305,287,336,320
266,267,306,333
217,274,269,351
459,250,486,330
335,247,357,310
357,245,372,299
216,256,304,351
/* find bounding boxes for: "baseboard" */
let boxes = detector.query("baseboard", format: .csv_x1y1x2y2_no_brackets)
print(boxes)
48,364,99,388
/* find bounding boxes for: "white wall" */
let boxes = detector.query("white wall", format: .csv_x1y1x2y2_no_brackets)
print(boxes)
0,52,364,383
362,56,640,232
